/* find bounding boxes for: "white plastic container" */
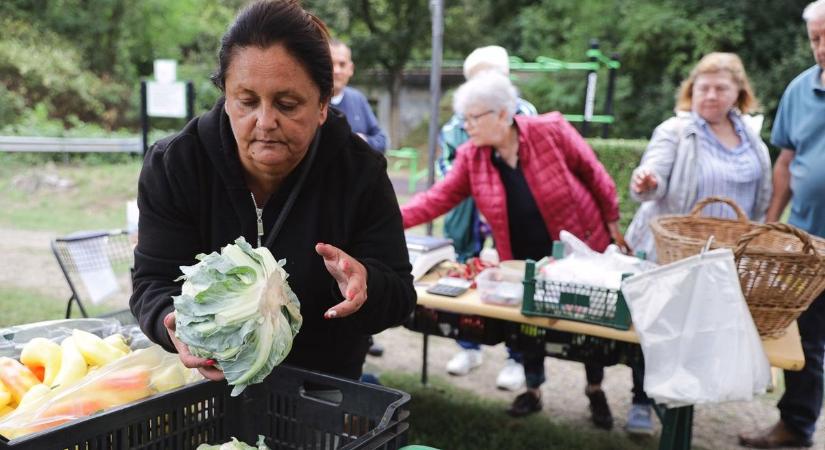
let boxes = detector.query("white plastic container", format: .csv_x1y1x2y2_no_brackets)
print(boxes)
476,267,524,306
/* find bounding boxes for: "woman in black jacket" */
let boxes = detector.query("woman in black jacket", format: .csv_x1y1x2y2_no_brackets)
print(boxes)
130,0,415,381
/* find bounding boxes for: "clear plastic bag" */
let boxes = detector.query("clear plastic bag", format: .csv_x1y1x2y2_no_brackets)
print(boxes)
621,248,770,407
0,318,124,359
0,345,202,439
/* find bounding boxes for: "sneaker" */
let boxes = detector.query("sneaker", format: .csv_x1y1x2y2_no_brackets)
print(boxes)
446,349,483,376
367,342,384,357
496,359,526,391
507,391,542,417
625,403,654,435
585,388,614,430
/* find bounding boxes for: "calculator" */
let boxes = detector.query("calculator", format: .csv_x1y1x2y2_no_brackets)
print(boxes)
426,277,472,297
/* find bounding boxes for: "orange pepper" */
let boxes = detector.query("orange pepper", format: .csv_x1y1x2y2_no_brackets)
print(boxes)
0,357,40,405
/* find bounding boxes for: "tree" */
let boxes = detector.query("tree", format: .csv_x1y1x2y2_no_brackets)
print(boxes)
306,0,431,145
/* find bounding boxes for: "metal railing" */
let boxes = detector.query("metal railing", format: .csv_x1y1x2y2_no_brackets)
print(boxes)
0,136,142,153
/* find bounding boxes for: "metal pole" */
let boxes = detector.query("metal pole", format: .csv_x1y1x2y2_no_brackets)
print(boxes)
581,39,599,137
186,81,196,122
425,0,444,237
602,53,619,138
140,81,149,157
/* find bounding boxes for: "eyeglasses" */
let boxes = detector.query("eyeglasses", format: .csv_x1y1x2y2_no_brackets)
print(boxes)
461,109,496,126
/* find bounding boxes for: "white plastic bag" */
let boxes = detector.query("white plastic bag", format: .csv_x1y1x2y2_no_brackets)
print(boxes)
538,230,656,289
621,247,770,407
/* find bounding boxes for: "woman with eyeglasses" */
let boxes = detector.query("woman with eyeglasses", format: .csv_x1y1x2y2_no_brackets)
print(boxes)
400,71,634,428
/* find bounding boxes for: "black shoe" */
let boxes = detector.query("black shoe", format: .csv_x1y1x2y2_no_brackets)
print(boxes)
367,342,384,357
507,391,542,417
585,388,614,430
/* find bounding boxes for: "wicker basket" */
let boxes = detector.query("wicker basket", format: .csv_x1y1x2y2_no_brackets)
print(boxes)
650,196,825,338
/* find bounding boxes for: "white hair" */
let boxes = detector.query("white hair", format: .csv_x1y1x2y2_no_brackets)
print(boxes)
463,45,510,80
803,0,825,21
453,71,518,121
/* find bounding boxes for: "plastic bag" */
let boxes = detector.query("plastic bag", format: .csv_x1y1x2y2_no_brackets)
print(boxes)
621,247,770,407
538,230,657,289
0,345,202,439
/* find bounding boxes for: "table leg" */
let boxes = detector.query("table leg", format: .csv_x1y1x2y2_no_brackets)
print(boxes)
658,405,693,450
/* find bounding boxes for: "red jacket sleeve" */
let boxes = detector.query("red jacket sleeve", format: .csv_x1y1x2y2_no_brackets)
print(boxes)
401,145,473,228
552,118,620,222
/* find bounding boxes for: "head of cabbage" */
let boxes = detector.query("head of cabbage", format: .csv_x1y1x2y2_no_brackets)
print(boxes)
173,237,302,396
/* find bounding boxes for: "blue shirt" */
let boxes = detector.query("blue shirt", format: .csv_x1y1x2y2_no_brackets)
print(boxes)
693,112,763,219
331,86,387,153
771,65,825,238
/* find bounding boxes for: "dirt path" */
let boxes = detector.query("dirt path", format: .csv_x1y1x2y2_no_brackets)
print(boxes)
1,226,823,449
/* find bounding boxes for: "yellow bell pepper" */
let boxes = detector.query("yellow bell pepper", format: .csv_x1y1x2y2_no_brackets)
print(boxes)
51,337,87,389
72,329,126,367
0,357,40,406
0,381,11,409
17,383,50,409
20,338,62,387
150,364,185,393
103,334,131,354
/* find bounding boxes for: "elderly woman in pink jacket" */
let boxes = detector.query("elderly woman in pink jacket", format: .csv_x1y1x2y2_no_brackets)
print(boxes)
401,72,651,432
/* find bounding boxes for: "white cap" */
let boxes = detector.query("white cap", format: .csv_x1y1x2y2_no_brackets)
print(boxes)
463,45,510,80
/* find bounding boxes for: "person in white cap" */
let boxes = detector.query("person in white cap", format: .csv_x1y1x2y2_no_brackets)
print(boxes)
436,45,537,392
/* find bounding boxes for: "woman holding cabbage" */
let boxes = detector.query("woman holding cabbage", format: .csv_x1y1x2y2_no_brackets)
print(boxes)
130,0,415,386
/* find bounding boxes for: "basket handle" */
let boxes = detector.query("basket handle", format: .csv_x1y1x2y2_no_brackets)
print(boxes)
688,196,748,223
733,222,819,261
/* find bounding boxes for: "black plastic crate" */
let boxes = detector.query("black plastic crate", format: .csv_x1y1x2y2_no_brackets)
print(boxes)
0,365,410,450
505,323,643,367
405,305,507,345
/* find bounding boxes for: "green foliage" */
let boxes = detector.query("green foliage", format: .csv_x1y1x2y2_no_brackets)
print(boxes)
588,139,647,231
0,17,131,129
380,371,658,450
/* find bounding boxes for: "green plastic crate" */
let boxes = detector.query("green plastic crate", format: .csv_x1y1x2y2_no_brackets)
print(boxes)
521,259,632,330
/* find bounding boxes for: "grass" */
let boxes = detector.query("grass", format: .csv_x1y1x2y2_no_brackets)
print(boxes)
0,156,141,233
380,371,659,450
0,286,115,327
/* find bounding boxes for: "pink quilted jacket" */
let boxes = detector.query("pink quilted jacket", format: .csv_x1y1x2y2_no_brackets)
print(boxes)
402,113,619,260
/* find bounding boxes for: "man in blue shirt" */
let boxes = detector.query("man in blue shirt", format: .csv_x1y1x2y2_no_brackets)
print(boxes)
740,1,825,447
329,40,387,153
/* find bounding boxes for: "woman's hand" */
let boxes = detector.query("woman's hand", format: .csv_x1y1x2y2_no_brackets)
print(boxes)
607,221,632,255
631,169,658,194
163,312,225,381
315,243,368,319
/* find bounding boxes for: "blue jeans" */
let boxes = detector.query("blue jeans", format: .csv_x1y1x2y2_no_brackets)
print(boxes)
522,348,651,405
778,290,825,440
457,340,522,363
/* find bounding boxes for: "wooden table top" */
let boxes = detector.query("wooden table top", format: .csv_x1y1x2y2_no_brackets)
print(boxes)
415,277,805,371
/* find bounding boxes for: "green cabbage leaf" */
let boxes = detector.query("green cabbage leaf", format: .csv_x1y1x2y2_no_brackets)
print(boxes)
196,435,269,450
173,237,302,396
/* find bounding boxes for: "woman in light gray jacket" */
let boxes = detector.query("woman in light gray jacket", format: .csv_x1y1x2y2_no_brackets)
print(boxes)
626,52,772,261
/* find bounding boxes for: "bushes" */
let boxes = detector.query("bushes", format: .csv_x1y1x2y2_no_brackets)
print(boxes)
588,138,647,231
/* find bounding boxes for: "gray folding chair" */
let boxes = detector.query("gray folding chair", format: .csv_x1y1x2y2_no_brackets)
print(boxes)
50,229,134,321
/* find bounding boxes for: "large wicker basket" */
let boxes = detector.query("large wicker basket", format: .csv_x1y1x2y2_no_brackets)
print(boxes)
650,196,825,338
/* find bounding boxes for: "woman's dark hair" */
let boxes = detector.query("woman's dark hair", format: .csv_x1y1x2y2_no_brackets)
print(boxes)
210,0,332,103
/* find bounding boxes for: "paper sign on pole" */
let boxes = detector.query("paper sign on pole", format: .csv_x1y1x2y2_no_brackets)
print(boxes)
147,59,186,118
146,81,187,118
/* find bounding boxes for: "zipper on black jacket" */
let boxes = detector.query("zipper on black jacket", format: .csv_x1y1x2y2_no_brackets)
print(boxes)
250,192,263,247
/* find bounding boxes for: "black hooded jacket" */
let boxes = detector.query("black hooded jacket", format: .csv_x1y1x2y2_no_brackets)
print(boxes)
130,99,415,377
